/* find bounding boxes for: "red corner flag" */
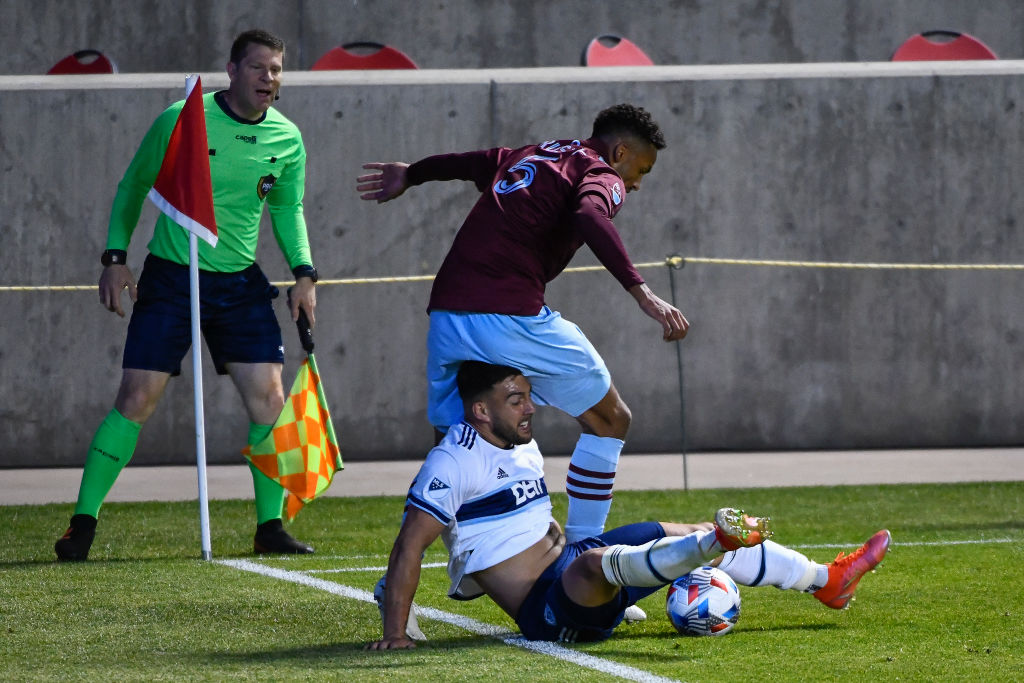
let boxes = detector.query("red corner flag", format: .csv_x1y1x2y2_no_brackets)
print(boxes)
147,75,218,247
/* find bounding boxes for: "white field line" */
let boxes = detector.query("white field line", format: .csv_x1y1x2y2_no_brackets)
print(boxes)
218,558,680,683
221,538,1014,680
292,538,1020,575
306,562,447,574
269,554,390,561
791,538,1015,549
271,539,1014,564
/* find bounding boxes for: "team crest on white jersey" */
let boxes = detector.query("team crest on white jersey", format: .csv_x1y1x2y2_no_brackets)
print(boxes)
427,477,451,500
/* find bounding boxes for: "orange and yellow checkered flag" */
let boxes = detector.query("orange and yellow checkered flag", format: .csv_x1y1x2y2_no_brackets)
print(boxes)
242,355,342,520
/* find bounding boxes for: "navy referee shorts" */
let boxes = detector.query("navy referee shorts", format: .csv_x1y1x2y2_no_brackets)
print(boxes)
123,254,284,376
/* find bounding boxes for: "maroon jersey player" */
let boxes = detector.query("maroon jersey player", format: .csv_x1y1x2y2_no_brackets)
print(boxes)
358,104,688,544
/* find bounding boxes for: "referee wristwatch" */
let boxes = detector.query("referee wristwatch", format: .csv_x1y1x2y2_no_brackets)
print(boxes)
101,249,128,266
292,264,318,283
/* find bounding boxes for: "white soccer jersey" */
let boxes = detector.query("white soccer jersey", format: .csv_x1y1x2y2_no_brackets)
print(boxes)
406,422,553,599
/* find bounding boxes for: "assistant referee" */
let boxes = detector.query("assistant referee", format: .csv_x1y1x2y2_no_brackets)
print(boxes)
56,29,321,560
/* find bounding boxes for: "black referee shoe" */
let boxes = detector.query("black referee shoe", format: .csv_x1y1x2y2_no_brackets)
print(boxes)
253,519,315,554
55,514,97,561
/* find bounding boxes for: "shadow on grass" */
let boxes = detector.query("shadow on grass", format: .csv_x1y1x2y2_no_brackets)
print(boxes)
196,633,499,666
610,620,837,641
591,622,839,661
0,547,301,569
198,621,843,669
0,555,210,569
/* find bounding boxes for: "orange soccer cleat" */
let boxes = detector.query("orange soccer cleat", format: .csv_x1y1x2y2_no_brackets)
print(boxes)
814,529,892,609
713,507,773,551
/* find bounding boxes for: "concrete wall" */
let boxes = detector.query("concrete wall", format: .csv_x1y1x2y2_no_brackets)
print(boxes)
6,0,1024,75
2,61,1022,467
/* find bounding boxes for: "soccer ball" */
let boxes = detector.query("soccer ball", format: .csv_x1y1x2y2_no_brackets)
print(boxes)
665,566,741,636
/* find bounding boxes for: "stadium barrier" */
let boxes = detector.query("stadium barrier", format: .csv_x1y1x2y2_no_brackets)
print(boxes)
3,62,1024,466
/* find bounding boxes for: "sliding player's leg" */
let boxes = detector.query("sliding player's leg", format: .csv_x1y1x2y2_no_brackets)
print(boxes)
717,530,892,609
516,512,770,642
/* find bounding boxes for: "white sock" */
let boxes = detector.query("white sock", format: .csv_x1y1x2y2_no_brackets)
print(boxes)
564,434,622,542
601,530,720,588
717,540,829,592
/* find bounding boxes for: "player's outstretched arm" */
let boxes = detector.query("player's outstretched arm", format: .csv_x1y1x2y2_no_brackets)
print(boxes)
628,283,689,341
366,508,444,651
98,264,137,318
357,162,410,203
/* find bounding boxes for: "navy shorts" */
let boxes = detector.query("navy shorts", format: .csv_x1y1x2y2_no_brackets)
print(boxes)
515,521,666,642
123,255,283,376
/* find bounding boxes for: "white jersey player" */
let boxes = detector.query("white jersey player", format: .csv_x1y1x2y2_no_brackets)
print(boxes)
406,422,552,599
368,362,890,649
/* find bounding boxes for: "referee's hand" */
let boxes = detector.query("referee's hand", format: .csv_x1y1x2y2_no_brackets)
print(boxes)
289,276,316,326
99,264,137,317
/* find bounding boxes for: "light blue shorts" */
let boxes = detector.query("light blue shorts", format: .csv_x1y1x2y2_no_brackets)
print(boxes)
427,307,611,430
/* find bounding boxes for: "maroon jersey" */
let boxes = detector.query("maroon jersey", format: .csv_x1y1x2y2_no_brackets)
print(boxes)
408,139,645,315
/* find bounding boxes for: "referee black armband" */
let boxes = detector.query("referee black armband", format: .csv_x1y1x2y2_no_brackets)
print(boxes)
101,249,128,266
292,265,318,282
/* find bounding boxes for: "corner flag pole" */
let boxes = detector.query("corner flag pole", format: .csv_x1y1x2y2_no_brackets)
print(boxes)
190,227,213,561
145,73,217,561
183,74,212,561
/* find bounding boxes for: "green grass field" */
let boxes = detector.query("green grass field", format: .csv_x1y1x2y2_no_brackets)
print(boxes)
3,482,1022,681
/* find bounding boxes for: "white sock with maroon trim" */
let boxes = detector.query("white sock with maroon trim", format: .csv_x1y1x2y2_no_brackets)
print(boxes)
564,434,622,543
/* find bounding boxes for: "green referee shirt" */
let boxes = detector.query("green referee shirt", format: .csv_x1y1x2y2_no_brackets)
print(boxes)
106,91,312,273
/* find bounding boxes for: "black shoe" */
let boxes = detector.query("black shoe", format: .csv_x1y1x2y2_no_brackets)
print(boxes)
55,514,97,561
254,519,314,554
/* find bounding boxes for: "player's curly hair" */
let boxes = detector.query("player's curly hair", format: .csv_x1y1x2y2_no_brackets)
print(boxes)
591,103,666,150
230,29,286,64
457,361,524,404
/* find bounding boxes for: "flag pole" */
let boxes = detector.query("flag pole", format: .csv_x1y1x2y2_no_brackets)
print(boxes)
191,230,212,561
144,72,216,560
183,73,213,561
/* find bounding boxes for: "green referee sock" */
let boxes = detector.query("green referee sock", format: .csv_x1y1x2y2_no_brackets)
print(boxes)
73,409,142,518
247,422,286,525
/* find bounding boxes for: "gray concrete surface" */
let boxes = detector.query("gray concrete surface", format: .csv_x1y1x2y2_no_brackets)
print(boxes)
3,447,1020,506
6,0,1024,74
3,62,1023,467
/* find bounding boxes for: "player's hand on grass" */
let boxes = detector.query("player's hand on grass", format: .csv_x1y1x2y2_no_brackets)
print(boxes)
629,283,689,341
99,264,137,317
365,636,417,650
357,162,410,203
